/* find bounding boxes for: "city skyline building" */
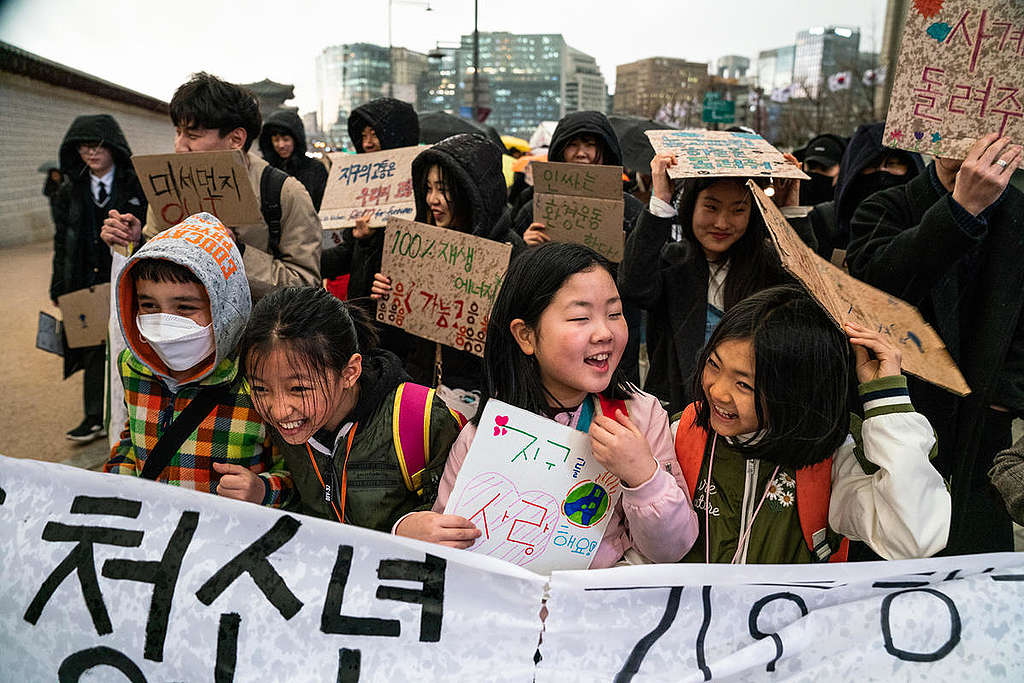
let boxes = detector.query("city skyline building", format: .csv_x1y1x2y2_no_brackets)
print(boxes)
613,56,709,121
792,25,861,98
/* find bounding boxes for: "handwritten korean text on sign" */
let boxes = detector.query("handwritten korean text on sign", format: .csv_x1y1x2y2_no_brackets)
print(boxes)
646,130,809,180
319,146,423,229
532,161,625,262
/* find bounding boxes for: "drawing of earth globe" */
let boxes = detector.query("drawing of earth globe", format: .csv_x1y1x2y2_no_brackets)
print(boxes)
562,481,610,527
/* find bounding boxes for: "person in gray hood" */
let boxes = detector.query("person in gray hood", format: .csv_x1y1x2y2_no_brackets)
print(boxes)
105,212,294,508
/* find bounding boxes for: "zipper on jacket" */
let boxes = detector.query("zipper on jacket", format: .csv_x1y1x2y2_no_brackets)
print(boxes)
737,459,760,564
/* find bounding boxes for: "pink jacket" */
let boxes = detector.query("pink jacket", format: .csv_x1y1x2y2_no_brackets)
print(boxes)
433,390,699,568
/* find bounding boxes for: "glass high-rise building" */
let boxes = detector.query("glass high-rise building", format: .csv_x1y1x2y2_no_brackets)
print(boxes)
793,26,860,98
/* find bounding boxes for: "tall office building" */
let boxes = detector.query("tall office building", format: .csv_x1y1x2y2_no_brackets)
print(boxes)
757,46,796,91
793,26,861,98
613,57,709,120
418,46,460,113
563,48,609,115
715,55,750,80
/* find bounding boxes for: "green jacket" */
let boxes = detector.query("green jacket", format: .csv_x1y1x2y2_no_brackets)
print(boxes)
277,382,464,532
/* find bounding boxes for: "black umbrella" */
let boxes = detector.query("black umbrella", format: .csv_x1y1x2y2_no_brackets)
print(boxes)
418,111,505,152
37,160,59,173
608,116,679,173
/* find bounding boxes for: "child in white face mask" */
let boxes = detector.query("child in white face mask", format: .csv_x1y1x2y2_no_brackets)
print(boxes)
105,212,295,508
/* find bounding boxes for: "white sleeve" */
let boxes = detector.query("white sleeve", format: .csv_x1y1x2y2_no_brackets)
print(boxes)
648,195,677,218
828,409,950,560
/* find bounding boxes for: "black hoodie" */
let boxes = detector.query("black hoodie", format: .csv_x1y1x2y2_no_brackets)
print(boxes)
259,110,329,210
347,98,420,153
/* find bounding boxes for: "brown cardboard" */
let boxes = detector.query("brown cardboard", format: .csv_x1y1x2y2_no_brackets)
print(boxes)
318,146,423,230
58,283,111,349
646,129,809,180
748,180,970,396
531,161,623,199
131,150,262,230
884,0,1024,159
376,217,512,357
533,194,625,262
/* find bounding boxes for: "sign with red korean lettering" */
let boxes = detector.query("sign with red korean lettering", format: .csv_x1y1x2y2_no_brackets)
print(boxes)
131,151,262,230
376,218,511,357
319,145,424,230
884,0,1024,158
532,161,625,262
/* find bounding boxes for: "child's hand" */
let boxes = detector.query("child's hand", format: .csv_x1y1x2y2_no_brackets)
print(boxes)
370,272,392,299
352,212,374,239
590,409,658,488
523,222,550,246
846,322,903,383
212,462,265,504
650,153,676,205
394,511,481,548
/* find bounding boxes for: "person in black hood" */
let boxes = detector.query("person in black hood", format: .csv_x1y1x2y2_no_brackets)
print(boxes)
794,133,847,206
792,122,923,260
371,134,525,400
321,98,422,299
259,110,328,211
52,114,147,442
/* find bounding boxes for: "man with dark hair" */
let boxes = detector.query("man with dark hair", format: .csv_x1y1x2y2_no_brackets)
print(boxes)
101,72,321,299
259,111,328,210
53,114,147,442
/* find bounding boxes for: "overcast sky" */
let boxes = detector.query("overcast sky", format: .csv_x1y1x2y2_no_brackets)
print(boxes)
0,0,887,115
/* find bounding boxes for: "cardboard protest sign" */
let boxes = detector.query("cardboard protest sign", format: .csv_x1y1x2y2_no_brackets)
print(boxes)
540,552,1024,681
319,146,423,230
131,150,262,230
884,0,1024,159
532,161,625,262
444,399,622,573
748,181,970,395
376,218,511,357
647,129,809,179
57,283,111,348
0,455,546,682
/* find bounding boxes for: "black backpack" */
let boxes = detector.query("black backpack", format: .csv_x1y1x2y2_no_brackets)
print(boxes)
259,165,289,258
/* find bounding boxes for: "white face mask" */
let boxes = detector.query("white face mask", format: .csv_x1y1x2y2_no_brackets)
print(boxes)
136,313,215,372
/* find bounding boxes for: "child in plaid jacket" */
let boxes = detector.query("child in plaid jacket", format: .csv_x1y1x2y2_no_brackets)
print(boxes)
105,213,293,507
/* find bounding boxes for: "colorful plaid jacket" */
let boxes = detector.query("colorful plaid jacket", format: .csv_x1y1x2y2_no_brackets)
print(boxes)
105,348,294,507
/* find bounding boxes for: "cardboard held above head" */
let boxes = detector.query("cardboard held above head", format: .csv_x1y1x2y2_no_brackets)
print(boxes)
646,129,809,180
348,98,420,153
116,212,251,384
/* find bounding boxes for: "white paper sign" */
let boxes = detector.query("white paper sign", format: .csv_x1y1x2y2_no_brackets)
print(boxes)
0,455,546,682
444,399,621,573
539,554,1024,681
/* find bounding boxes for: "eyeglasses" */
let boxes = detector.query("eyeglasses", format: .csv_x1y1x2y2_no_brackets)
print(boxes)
77,142,103,153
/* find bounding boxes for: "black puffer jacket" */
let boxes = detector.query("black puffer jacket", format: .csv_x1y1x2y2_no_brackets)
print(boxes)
347,98,420,153
259,110,328,210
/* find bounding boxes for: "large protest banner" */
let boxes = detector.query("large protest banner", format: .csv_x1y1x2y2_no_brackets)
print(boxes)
884,0,1024,159
444,400,622,573
376,217,511,357
646,130,809,180
319,146,423,230
3,455,1024,680
539,554,1024,681
0,455,545,682
531,161,625,262
131,151,262,230
748,181,970,396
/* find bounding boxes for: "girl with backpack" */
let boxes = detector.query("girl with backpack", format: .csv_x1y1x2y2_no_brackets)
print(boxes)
238,286,465,532
675,285,950,563
395,243,698,566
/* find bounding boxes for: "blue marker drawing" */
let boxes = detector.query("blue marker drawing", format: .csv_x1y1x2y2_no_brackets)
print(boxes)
79,314,88,328
927,22,952,42
906,331,923,352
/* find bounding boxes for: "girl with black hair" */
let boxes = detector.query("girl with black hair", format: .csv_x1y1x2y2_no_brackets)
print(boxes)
238,286,465,532
395,243,698,566
674,285,950,564
618,154,792,415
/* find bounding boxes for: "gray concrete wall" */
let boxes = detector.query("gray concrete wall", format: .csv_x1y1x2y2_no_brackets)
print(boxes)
0,72,174,248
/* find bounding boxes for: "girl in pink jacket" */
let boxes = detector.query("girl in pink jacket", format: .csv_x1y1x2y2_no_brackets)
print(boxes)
395,243,698,567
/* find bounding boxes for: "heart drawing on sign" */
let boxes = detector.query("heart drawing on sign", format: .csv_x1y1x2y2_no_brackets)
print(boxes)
493,415,509,436
449,471,558,567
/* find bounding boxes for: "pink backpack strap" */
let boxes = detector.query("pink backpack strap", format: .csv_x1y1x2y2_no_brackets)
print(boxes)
393,383,435,494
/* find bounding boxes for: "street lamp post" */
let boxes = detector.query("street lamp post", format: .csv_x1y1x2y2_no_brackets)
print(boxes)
387,0,433,99
472,0,479,121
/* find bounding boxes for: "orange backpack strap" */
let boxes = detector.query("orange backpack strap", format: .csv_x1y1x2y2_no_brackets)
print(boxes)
673,404,708,501
393,382,437,495
794,458,848,562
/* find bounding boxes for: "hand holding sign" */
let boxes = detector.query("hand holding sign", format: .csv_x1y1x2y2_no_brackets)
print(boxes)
212,462,265,504
951,132,1023,215
394,511,482,548
650,153,677,205
101,210,142,249
846,322,904,383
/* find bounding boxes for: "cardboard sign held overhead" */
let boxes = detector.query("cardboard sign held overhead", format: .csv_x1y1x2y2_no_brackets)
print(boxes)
747,181,969,396
376,218,511,357
532,161,625,262
57,283,111,349
319,145,423,230
884,0,1024,159
131,151,261,230
444,399,622,573
646,129,809,180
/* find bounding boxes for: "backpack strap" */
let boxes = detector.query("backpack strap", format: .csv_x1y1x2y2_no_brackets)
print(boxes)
259,166,288,258
393,382,437,494
141,384,231,480
794,458,849,562
596,394,628,421
673,403,708,501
